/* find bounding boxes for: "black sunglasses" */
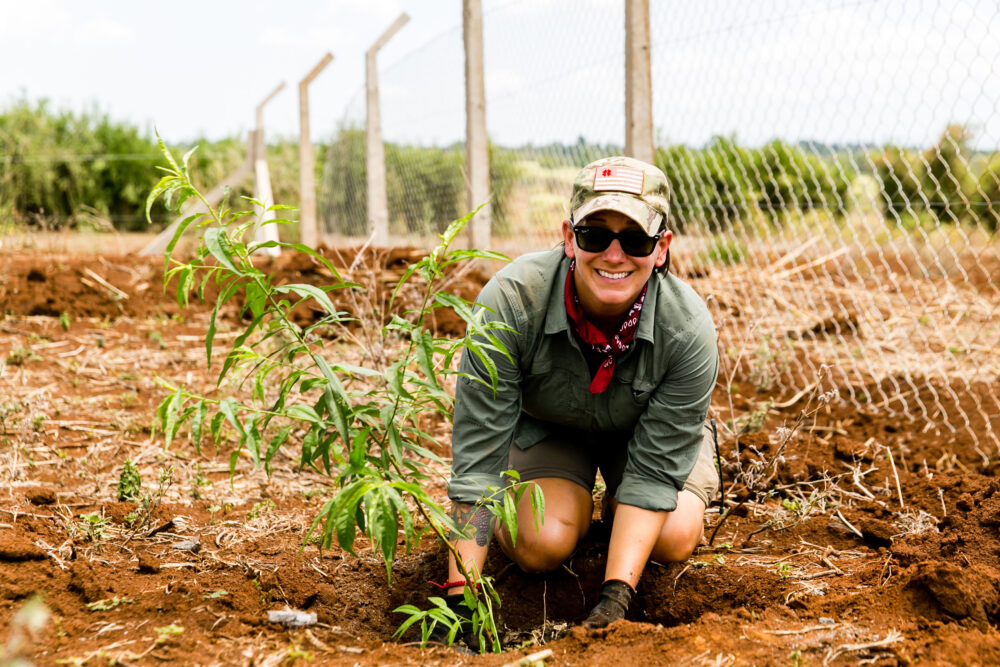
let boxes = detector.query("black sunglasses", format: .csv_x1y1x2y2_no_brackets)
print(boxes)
572,225,663,257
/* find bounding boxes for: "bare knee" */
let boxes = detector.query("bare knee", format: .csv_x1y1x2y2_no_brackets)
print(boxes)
511,520,580,573
651,492,707,563
651,523,703,563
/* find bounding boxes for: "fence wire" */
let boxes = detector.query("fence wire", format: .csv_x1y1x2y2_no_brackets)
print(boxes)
318,0,1000,458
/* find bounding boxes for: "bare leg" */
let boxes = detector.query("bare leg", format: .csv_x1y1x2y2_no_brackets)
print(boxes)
649,491,706,563
496,477,592,574
604,489,706,578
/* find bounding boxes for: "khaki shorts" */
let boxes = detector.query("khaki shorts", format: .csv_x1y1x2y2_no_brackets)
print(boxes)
507,423,720,508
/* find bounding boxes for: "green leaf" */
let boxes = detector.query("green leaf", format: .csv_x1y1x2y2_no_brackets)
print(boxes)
210,411,226,444
384,361,412,400
386,423,404,466
245,415,261,468
348,428,368,473
245,281,267,320
229,450,240,481
273,283,340,318
218,397,244,436
162,390,185,451
300,427,318,472
530,482,546,531
175,265,195,308
203,228,241,274
164,213,203,271
217,317,262,385
145,175,175,224
467,344,499,392
315,358,351,447
412,329,436,384
439,248,510,268
331,481,371,556
287,404,321,422
190,400,207,455
368,490,399,579
502,492,518,549
206,277,242,367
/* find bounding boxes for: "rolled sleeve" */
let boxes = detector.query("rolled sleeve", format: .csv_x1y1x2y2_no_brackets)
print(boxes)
447,279,524,505
616,311,718,512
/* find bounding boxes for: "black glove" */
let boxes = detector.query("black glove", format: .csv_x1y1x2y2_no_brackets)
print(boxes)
582,579,635,629
425,593,477,652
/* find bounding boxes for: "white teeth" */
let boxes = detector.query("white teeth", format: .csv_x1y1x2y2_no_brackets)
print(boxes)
596,269,630,280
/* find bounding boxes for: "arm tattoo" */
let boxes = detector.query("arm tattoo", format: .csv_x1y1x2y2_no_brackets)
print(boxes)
451,503,495,547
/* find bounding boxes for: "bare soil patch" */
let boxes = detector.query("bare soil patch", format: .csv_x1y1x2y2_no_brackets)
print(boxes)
1,245,999,665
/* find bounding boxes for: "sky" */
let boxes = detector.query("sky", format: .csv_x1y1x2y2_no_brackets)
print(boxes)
2,0,999,151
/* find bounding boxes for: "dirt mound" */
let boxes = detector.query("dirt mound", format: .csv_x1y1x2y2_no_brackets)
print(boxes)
0,246,490,337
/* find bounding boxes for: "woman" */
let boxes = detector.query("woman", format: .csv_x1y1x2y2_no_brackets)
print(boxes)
440,156,719,642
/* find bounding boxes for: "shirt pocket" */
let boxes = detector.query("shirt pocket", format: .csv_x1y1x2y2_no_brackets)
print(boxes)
522,365,586,426
606,374,655,430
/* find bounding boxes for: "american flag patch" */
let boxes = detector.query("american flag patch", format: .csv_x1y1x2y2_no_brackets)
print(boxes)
593,166,644,195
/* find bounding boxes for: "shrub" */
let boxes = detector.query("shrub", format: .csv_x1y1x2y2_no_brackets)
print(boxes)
146,139,539,652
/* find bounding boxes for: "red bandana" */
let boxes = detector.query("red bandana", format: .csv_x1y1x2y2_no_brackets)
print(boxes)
564,260,647,394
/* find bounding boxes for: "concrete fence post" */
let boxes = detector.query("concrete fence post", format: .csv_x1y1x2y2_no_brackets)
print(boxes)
464,0,491,249
624,0,653,163
366,13,410,246
253,82,287,256
298,52,334,249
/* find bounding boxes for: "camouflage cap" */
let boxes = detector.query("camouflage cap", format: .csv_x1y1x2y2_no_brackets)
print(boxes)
569,156,670,235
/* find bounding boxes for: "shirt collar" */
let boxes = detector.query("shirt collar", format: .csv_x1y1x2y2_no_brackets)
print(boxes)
545,254,659,343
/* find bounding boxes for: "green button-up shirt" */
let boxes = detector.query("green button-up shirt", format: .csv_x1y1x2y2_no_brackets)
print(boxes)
448,248,718,513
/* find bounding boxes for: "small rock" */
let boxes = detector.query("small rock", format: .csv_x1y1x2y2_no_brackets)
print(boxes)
819,617,836,625
268,610,317,628
858,518,895,547
137,554,161,574
171,539,201,553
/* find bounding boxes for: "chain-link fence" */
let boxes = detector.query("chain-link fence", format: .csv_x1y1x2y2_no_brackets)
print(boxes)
318,0,1000,458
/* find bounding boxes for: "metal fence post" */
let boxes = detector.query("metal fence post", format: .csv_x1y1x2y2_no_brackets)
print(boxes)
298,52,334,249
464,0,491,249
624,0,653,162
366,13,410,246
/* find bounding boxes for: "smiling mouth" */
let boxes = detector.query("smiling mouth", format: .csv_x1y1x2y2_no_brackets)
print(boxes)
596,269,632,280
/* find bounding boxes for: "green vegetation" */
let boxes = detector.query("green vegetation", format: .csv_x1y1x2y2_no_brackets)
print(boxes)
696,238,746,266
0,98,302,232
5,346,39,366
873,124,1000,232
4,96,998,240
116,460,142,501
247,500,276,520
655,136,854,233
77,514,110,543
85,597,134,612
319,126,521,237
122,466,174,534
153,625,184,644
146,140,541,653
